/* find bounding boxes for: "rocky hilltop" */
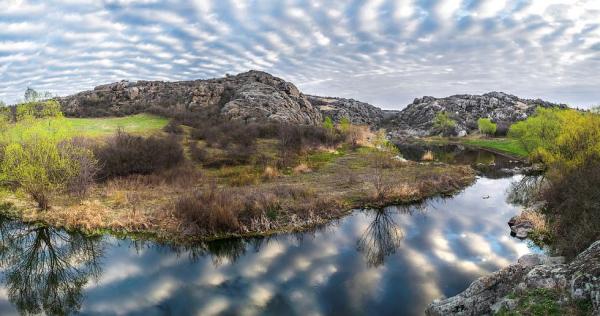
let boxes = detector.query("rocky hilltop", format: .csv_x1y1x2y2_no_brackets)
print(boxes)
307,95,384,126
426,240,600,315
58,70,322,125
395,92,567,136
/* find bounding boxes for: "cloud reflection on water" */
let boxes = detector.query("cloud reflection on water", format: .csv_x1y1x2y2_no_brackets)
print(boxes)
0,175,538,316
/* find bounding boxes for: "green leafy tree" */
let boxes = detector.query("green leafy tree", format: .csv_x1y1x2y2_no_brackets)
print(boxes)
339,116,351,133
0,121,94,209
477,118,497,136
433,112,456,136
323,116,334,131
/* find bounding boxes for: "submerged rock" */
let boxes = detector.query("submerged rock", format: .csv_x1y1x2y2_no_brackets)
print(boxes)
425,240,600,315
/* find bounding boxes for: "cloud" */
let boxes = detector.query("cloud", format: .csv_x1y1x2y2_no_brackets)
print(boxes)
0,0,598,108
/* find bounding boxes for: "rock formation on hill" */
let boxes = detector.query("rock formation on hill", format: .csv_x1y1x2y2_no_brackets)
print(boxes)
58,70,322,125
426,240,600,315
307,95,384,126
394,92,567,136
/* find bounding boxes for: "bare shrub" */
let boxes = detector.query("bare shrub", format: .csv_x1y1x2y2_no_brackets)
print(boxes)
542,160,600,258
94,131,184,179
59,137,99,196
175,186,242,234
189,141,209,164
163,119,184,134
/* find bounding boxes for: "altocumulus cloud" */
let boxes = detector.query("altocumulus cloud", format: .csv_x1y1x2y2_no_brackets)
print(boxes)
0,0,599,108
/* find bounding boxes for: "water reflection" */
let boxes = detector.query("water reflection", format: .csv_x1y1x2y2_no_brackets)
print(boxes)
357,209,406,267
395,143,525,178
0,219,103,315
0,168,540,315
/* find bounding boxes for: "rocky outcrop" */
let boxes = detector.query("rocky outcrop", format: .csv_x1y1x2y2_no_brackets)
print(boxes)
396,92,567,136
57,70,322,125
426,240,600,315
307,95,384,127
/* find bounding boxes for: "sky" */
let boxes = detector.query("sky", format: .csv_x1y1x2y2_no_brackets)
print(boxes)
0,0,599,109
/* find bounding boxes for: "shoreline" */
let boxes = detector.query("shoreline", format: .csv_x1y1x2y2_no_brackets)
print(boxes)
0,160,476,245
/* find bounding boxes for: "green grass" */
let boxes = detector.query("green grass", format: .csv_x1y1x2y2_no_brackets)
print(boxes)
2,114,169,142
65,114,169,137
462,138,528,158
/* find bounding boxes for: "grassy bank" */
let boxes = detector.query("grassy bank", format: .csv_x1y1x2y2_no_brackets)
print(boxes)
0,119,475,243
423,136,528,159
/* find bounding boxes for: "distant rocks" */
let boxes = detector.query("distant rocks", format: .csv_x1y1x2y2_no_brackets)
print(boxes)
307,95,384,127
426,240,600,315
58,70,322,125
395,92,567,136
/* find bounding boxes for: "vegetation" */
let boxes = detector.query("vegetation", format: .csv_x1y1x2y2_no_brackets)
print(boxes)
508,107,600,257
433,111,457,136
495,288,592,316
477,118,497,136
462,138,528,158
0,124,95,209
0,104,475,241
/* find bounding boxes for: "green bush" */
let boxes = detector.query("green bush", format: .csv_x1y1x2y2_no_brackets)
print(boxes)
0,132,94,209
477,118,497,136
433,112,457,136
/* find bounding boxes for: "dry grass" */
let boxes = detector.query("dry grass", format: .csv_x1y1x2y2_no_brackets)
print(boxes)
421,150,435,161
292,163,313,174
2,135,476,243
262,166,280,180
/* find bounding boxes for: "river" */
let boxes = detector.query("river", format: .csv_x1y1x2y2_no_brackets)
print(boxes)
0,145,540,315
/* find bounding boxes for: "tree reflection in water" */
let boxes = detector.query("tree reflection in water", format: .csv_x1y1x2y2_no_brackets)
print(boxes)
0,218,104,315
356,209,405,268
507,175,546,207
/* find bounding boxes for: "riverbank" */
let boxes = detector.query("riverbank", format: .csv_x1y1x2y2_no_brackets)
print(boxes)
0,146,476,244
426,240,600,315
418,135,528,160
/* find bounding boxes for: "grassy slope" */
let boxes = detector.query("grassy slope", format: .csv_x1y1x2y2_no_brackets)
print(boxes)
66,114,169,137
2,114,168,142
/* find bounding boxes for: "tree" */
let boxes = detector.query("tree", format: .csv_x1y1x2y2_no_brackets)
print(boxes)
0,123,96,209
432,112,457,136
477,118,497,136
323,116,334,131
339,116,351,133
24,87,40,102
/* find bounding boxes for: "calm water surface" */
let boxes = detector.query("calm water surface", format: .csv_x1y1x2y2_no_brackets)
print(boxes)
0,147,539,315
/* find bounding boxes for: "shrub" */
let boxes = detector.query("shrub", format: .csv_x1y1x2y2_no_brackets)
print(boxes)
494,121,511,137
477,118,497,136
0,136,93,209
163,120,184,134
542,160,600,258
59,137,99,196
323,116,334,131
94,131,184,179
175,187,241,234
432,112,457,136
189,141,209,164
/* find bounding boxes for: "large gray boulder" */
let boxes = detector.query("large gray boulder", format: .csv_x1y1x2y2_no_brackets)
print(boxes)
57,70,322,125
396,92,567,136
426,240,600,315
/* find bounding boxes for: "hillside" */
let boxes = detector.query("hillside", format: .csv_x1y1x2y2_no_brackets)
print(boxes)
58,70,322,125
393,92,567,136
